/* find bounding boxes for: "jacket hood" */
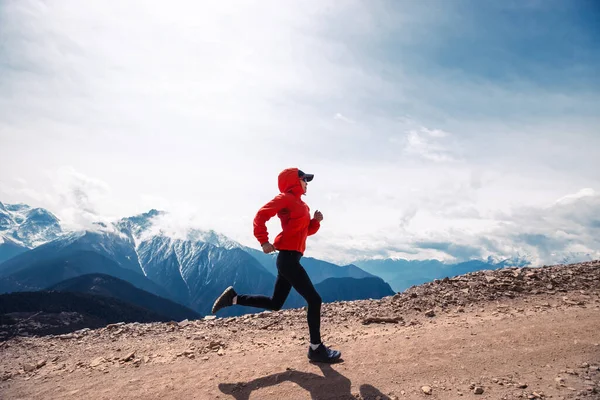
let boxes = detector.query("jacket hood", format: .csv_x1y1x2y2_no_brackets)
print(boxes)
278,168,304,196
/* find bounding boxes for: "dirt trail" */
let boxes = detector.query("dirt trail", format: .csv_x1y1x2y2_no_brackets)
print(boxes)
1,263,600,399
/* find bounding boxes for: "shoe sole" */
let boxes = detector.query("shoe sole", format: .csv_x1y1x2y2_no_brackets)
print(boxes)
212,286,234,314
308,352,342,364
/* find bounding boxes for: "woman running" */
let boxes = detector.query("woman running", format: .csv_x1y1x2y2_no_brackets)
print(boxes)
211,167,341,363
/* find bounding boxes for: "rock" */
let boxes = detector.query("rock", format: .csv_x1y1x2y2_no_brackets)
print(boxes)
58,333,77,340
421,386,432,395
517,383,528,389
23,364,36,373
122,352,135,362
36,359,47,369
217,348,225,356
208,341,224,350
474,386,484,394
425,310,435,318
179,319,191,327
204,316,217,321
90,357,105,367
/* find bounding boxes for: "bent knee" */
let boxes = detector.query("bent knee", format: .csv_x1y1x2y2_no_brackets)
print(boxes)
310,294,322,307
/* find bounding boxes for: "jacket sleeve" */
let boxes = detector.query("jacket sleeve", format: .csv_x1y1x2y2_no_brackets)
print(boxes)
253,194,288,245
307,219,320,236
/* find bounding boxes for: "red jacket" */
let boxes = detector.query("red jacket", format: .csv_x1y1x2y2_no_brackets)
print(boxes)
253,168,320,255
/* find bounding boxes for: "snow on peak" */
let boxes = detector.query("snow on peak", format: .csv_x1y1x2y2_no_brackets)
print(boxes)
0,201,64,248
187,229,241,249
116,209,240,250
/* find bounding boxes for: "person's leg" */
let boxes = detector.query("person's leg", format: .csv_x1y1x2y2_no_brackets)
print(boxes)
235,273,292,311
276,251,322,345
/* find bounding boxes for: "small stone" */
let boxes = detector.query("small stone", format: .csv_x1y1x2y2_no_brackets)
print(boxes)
36,359,47,369
474,386,484,394
122,352,135,362
202,356,209,361
204,315,217,321
217,348,225,356
517,383,528,389
421,386,432,395
90,357,105,367
179,319,191,327
425,310,435,317
23,364,36,373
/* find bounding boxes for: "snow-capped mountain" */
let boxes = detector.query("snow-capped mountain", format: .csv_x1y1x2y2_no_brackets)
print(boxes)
553,252,595,266
116,209,243,250
0,201,63,263
0,201,63,248
486,254,532,268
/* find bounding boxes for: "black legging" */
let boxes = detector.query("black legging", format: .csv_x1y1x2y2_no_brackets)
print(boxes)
236,250,322,344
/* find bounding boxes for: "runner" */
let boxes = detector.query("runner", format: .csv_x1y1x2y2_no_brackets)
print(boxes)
212,167,341,363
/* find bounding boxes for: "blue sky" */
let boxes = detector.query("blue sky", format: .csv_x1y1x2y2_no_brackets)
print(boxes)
1,0,599,264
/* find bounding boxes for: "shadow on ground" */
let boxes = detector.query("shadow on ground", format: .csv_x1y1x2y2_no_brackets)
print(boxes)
219,362,390,400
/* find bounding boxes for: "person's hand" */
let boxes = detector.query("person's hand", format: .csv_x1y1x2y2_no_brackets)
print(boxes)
313,210,323,222
261,242,276,254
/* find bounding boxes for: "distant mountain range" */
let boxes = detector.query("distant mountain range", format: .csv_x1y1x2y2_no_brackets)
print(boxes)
5,199,567,326
0,202,396,320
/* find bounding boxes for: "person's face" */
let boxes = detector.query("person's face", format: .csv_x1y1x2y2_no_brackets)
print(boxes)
300,177,308,193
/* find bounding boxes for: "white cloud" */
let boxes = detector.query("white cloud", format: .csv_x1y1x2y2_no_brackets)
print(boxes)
334,113,355,124
403,127,458,163
555,188,595,205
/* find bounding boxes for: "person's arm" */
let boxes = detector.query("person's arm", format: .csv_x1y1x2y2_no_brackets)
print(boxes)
253,194,288,247
307,210,323,236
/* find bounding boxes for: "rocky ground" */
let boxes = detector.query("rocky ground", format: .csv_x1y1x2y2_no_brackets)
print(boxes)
1,260,599,399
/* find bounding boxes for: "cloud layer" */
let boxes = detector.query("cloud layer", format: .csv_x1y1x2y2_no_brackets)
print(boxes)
1,1,599,265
